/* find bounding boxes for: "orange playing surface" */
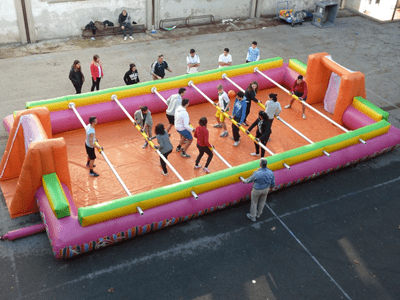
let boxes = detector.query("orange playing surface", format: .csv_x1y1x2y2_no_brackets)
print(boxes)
53,88,344,208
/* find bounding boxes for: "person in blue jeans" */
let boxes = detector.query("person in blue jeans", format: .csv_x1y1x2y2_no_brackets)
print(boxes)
231,91,247,147
242,158,276,221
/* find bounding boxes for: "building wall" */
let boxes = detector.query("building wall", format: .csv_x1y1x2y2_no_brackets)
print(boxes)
30,0,147,40
158,0,253,21
0,2,20,43
344,0,361,11
258,0,336,16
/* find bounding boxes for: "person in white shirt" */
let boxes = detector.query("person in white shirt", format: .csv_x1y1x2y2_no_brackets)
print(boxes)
166,88,186,133
265,93,281,131
187,49,200,74
213,84,230,137
175,99,195,158
85,116,102,177
218,48,232,68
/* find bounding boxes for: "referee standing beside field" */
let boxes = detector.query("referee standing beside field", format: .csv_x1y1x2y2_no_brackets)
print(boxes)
242,158,276,221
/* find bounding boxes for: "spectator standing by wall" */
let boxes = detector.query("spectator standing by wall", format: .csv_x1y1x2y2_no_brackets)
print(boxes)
151,54,172,80
69,60,85,94
187,49,200,74
123,63,140,85
90,54,103,92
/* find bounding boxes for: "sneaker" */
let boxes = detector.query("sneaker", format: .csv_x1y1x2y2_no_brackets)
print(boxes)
250,153,260,156
256,215,261,219
89,172,99,177
86,164,96,168
220,131,228,137
181,151,191,158
246,213,256,222
124,36,127,41
161,170,168,176
284,104,291,109
302,113,306,119
194,165,202,169
176,145,182,152
142,142,148,148
213,124,222,128
129,36,134,40
234,141,240,147
203,167,210,173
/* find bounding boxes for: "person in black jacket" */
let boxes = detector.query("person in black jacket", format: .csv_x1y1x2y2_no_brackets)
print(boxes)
123,63,140,85
248,111,271,157
69,60,85,94
243,81,260,126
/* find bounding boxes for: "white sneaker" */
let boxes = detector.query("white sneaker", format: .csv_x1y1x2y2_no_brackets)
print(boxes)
246,213,256,222
142,142,148,148
194,165,202,169
284,105,291,109
302,113,306,119
161,170,168,176
220,131,228,137
203,167,210,174
234,141,240,147
213,124,222,128
250,153,260,156
129,36,134,40
124,36,127,41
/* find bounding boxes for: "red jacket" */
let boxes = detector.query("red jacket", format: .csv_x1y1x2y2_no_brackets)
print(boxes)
90,62,103,80
194,126,211,147
292,80,307,98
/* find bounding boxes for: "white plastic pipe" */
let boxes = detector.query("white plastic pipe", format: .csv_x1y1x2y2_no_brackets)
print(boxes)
151,87,168,105
222,73,245,92
212,147,233,168
111,95,198,200
276,116,330,157
253,67,366,144
68,102,132,197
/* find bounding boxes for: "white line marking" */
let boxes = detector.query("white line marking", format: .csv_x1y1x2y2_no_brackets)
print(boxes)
21,176,400,299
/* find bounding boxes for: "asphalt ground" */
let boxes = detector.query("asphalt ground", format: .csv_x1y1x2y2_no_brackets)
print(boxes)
1,13,400,300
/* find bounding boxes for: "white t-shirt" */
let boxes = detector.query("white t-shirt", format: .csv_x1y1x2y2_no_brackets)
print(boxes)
97,65,102,77
218,53,232,68
187,54,200,74
218,91,230,111
265,100,282,119
85,124,95,148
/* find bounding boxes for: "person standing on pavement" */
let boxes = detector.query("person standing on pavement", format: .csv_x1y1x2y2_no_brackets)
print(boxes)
85,116,102,177
285,75,308,119
123,63,140,85
134,106,153,148
218,48,232,68
69,60,85,94
243,158,276,222
213,84,230,138
90,54,103,92
246,41,260,63
118,10,134,41
166,88,186,133
154,123,173,176
187,49,200,74
243,81,259,126
231,91,247,147
151,54,172,80
194,117,213,174
175,98,195,158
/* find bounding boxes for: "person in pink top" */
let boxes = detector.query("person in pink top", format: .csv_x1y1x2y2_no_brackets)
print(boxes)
90,54,103,91
194,117,214,174
284,75,308,119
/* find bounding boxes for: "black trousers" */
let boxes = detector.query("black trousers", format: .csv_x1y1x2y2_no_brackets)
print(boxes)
91,77,101,91
195,145,213,168
232,116,241,142
121,23,134,36
74,84,82,94
254,131,270,157
160,149,172,173
244,100,251,123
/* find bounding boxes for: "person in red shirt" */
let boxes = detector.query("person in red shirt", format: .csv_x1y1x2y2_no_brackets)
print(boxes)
194,117,214,174
90,54,103,91
285,75,308,119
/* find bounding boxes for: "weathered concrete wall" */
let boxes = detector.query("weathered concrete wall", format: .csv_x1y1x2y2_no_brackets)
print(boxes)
344,0,361,11
0,2,20,43
30,0,147,40
258,0,336,16
159,0,253,21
